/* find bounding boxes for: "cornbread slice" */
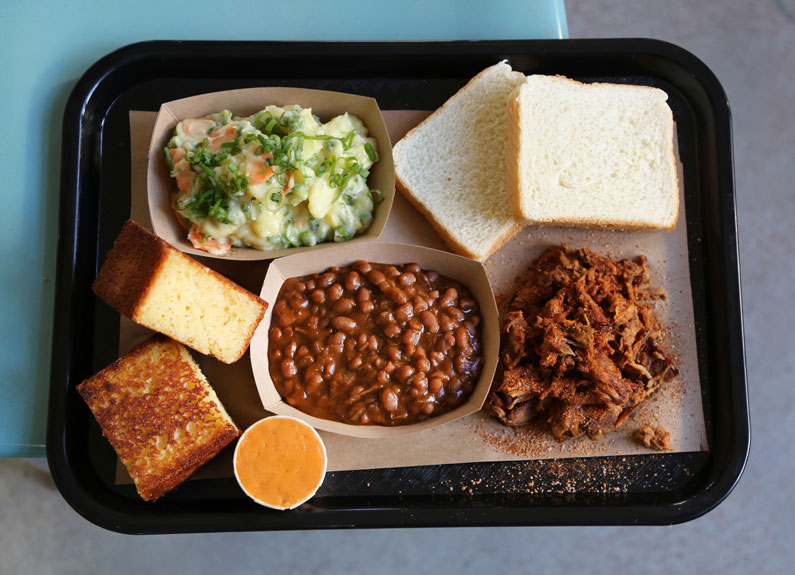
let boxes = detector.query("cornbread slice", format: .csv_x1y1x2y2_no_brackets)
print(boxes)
77,335,240,501
93,220,268,364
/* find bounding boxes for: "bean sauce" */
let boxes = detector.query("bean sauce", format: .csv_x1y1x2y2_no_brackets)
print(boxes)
268,261,483,425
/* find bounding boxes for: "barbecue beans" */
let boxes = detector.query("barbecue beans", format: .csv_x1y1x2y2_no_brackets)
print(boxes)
268,261,483,425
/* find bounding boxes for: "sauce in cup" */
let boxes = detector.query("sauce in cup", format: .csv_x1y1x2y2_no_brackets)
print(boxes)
233,416,327,510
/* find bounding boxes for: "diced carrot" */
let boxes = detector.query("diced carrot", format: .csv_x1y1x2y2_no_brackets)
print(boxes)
187,225,231,255
249,167,274,186
207,124,238,151
169,147,185,163
174,160,196,194
246,152,274,186
181,118,216,139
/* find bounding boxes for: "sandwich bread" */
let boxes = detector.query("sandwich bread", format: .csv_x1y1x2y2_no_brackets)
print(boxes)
507,75,678,230
393,62,526,260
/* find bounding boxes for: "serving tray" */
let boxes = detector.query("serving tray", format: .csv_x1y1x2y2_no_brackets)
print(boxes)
48,40,748,533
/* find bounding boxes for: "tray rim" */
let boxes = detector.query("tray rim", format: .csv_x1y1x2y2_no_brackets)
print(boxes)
48,38,749,533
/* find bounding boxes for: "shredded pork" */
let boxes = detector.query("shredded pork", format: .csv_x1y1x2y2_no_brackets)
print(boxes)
486,246,678,441
633,425,672,452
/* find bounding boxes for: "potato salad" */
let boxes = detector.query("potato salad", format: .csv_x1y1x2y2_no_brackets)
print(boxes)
165,106,381,255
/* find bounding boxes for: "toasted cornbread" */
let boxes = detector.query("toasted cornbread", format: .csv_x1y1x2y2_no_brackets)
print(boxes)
77,335,240,501
93,220,268,364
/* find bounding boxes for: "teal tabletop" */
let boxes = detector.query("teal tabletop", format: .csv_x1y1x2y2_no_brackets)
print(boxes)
0,0,567,457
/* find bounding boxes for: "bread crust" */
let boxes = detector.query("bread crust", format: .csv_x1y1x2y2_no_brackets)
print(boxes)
519,215,678,232
662,108,680,230
506,84,527,221
394,174,522,261
92,220,169,318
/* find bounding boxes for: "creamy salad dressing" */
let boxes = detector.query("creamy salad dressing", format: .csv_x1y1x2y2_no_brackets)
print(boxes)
165,105,380,255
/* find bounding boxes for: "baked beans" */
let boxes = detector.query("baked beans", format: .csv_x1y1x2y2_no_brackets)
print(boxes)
268,261,483,425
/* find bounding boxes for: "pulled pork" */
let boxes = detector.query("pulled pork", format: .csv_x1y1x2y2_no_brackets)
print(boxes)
486,246,678,441
633,425,672,452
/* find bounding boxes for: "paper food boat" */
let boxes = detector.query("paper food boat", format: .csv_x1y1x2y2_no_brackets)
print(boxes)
147,87,395,261
249,242,500,438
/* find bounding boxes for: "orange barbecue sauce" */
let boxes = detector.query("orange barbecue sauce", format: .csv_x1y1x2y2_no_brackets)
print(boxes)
234,416,327,509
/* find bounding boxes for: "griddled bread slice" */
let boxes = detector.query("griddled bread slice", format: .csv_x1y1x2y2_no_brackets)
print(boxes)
93,220,267,364
507,75,678,230
77,335,239,501
393,62,526,261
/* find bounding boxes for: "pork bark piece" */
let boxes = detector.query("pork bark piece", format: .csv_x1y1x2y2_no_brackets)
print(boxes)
486,246,678,441
633,425,672,452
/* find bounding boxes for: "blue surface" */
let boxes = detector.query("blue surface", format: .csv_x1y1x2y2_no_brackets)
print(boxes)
0,0,567,457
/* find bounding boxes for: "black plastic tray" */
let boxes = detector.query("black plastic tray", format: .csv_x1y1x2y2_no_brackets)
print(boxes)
48,40,749,533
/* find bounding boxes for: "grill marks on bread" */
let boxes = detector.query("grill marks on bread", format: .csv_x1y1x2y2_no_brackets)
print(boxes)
77,335,240,501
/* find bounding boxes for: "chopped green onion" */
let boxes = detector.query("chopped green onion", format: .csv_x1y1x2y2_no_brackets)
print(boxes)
367,188,384,206
253,111,273,131
208,197,229,222
368,189,384,205
364,142,377,162
227,172,249,196
220,138,241,154
163,147,173,170
316,155,335,175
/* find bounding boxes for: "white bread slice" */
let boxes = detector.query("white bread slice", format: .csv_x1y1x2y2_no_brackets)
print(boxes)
508,75,679,230
393,62,526,260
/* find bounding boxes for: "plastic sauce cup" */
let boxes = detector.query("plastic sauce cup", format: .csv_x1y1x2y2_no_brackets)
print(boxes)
233,415,327,510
